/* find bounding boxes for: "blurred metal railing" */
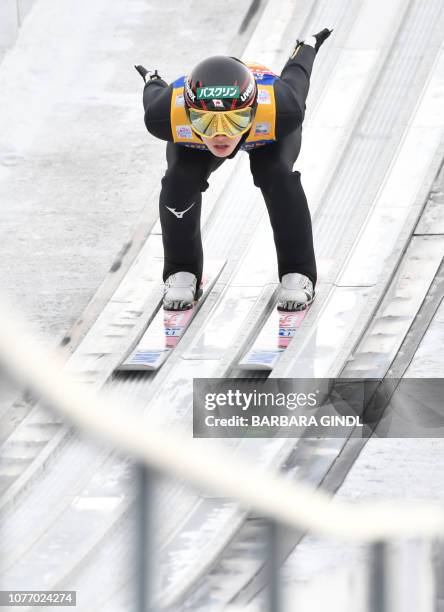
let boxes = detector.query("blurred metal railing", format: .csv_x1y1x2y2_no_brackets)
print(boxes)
0,300,442,612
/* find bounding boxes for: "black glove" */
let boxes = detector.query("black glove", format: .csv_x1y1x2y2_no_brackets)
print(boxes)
135,65,148,82
134,65,161,83
312,28,333,53
289,40,304,59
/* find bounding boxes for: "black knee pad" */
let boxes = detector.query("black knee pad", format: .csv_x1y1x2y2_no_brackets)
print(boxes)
161,163,210,202
251,158,296,192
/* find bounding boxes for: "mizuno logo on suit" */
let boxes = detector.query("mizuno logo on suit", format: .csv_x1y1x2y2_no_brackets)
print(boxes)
165,202,195,218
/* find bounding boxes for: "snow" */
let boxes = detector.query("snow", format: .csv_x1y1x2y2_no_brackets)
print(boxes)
0,0,247,340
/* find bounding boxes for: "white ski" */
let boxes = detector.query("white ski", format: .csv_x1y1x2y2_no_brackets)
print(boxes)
238,308,308,371
117,259,225,371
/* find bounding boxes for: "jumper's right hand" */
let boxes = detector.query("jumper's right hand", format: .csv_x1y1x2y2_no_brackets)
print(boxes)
312,28,333,53
135,65,162,84
135,65,149,82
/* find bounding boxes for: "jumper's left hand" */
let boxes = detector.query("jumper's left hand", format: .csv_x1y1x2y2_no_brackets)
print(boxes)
312,28,333,53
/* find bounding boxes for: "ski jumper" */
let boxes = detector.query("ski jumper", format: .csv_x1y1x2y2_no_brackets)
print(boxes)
142,45,317,289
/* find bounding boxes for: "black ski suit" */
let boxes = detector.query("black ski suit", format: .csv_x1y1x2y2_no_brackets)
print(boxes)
142,44,317,289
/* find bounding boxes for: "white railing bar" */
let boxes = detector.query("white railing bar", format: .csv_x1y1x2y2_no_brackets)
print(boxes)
0,298,443,543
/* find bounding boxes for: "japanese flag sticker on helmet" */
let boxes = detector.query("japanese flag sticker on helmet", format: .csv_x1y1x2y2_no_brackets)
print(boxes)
184,56,257,112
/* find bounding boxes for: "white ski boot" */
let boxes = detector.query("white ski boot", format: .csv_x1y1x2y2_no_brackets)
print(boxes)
277,273,314,311
163,271,199,310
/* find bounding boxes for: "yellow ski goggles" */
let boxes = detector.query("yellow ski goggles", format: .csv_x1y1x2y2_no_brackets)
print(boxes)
187,107,254,139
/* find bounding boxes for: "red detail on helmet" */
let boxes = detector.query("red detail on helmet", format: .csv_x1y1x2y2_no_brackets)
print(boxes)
183,56,258,113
